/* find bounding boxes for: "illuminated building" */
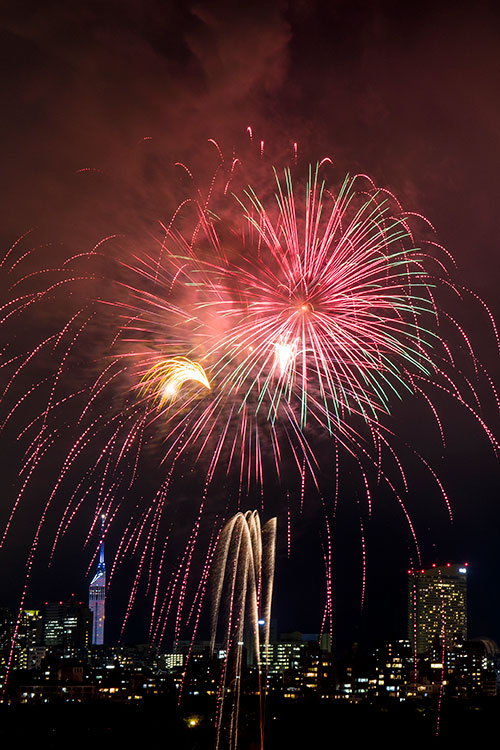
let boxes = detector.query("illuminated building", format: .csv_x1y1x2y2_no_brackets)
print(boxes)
371,639,413,699
16,609,43,669
445,638,497,697
162,652,185,670
264,635,306,674
89,520,106,645
0,608,44,670
408,563,468,655
43,597,92,652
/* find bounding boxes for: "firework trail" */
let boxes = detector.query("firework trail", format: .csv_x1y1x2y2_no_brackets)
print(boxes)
0,136,498,666
210,511,276,750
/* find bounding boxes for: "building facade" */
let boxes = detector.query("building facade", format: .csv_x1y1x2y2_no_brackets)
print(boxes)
89,527,106,646
43,598,92,652
408,563,467,655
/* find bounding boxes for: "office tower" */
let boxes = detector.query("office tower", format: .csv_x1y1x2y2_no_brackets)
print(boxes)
17,609,43,669
89,520,106,645
0,607,43,669
408,563,468,655
43,597,92,652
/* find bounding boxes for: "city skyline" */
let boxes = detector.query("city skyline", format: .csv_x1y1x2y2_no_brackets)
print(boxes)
0,0,500,684
2,556,496,657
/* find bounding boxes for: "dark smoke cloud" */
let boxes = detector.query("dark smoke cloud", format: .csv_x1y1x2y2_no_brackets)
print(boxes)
0,0,291,244
2,0,500,290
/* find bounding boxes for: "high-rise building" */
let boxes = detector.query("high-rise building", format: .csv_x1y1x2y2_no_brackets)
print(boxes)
0,607,44,669
16,609,43,669
89,521,106,645
408,563,468,655
43,597,92,652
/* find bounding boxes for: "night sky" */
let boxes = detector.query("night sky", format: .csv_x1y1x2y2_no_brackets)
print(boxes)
1,0,500,654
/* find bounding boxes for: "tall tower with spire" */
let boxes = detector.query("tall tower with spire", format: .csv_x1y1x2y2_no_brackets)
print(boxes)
89,516,106,645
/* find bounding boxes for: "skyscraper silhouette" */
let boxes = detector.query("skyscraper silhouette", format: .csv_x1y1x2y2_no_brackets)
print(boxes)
89,517,106,645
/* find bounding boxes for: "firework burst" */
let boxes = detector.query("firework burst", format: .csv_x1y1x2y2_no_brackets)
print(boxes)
140,357,211,405
0,141,498,658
